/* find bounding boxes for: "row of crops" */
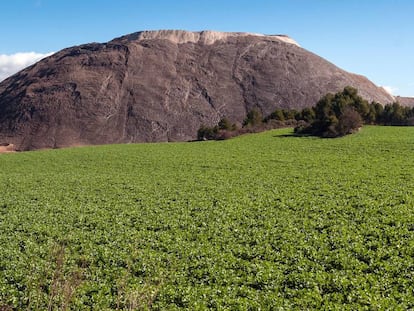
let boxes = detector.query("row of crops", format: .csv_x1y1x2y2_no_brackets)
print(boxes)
1,126,414,309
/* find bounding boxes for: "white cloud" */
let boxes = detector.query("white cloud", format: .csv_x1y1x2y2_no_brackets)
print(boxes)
381,85,399,96
0,52,54,82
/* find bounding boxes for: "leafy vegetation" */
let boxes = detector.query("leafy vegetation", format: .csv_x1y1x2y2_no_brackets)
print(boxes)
197,118,238,141
199,87,414,140
297,87,414,137
197,109,297,141
299,86,366,137
1,126,414,309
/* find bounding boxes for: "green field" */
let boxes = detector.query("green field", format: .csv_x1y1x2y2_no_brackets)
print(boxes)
1,126,414,310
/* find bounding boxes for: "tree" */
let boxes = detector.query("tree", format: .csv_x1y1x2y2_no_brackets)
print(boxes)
243,108,263,127
381,102,405,125
282,109,297,120
336,106,362,136
218,118,232,130
299,107,316,123
304,87,367,137
197,125,218,140
366,102,383,124
266,109,285,121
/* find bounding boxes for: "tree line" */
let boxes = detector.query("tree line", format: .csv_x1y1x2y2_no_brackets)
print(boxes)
198,86,414,140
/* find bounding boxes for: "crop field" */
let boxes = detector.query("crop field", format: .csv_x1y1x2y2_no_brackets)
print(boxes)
1,126,414,310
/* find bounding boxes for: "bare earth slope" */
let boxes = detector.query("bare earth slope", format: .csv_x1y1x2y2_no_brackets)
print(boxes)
0,30,394,150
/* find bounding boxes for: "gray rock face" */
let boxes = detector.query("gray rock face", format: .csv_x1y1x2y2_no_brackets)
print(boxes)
0,30,395,150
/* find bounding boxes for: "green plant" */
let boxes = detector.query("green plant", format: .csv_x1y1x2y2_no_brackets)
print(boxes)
1,126,414,309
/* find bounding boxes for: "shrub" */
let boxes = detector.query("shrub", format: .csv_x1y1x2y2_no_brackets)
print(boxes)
306,87,367,137
197,125,218,141
218,118,233,131
243,109,263,127
197,87,413,141
336,106,362,136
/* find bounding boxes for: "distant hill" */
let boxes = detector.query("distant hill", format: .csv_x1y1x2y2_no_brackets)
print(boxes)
0,30,396,151
396,96,414,107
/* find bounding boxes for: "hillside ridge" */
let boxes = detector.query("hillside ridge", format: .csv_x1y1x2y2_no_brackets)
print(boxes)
0,29,396,151
112,29,301,46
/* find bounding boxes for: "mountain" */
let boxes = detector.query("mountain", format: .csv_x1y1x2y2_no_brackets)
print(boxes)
0,30,396,151
396,96,414,107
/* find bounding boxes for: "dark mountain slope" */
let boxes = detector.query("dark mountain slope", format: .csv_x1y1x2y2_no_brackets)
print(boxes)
0,30,394,150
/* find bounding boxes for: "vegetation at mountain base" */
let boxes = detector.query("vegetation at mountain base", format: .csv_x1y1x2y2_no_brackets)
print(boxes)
1,126,414,310
198,87,414,140
299,86,414,137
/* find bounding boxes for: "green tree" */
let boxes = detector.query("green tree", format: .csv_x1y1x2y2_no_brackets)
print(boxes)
307,87,367,137
218,118,232,130
282,109,297,120
300,107,316,123
267,109,285,121
243,109,263,127
366,102,383,124
197,125,218,140
336,106,363,135
382,102,406,125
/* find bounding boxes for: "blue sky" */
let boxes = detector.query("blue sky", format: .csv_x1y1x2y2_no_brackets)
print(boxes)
0,0,413,97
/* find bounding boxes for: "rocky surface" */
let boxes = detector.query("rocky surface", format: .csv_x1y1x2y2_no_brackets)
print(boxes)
395,96,414,107
0,30,395,150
